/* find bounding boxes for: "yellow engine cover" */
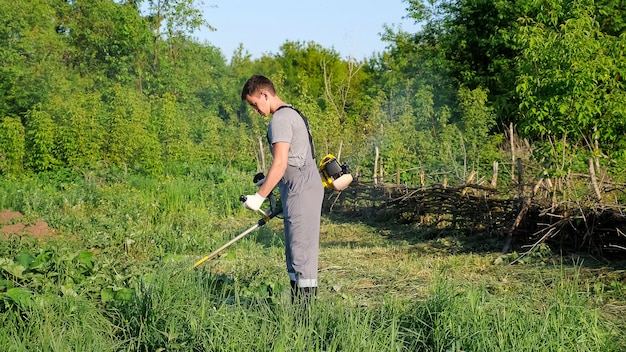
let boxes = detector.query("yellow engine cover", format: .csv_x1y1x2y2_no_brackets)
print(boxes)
319,154,350,190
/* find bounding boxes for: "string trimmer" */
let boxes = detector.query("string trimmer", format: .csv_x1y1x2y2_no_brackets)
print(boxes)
193,174,281,269
193,155,353,269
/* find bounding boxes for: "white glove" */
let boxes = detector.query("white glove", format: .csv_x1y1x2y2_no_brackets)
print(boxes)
242,193,266,211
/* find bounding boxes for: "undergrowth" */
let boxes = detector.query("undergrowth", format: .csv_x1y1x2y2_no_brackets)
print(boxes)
0,168,625,351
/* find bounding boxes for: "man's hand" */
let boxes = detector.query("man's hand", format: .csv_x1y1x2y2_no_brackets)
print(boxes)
242,192,266,211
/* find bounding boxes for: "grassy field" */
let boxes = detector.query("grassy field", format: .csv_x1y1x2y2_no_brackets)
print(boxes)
1,167,625,351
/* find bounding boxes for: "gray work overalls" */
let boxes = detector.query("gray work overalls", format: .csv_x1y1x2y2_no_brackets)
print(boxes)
270,106,324,291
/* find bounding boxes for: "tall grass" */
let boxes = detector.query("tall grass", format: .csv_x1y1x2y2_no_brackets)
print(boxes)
1,169,624,351
0,165,255,258
107,263,415,351
2,260,619,351
401,275,617,351
0,294,119,351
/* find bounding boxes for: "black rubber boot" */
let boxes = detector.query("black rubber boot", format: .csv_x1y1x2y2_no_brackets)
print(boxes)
299,286,318,300
290,281,318,305
296,286,317,311
290,280,298,304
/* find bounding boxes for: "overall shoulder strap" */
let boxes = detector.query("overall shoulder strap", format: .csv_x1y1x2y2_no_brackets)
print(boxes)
275,105,316,160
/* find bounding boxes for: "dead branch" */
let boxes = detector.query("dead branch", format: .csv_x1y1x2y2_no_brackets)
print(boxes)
502,178,544,253
510,220,567,265
324,176,626,256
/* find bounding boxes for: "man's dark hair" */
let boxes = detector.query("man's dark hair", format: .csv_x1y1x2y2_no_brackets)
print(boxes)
241,75,276,100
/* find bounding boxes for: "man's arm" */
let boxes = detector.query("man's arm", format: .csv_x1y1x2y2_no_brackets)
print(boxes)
257,142,289,197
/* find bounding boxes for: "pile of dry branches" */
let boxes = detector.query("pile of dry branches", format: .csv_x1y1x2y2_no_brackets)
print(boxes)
325,179,626,257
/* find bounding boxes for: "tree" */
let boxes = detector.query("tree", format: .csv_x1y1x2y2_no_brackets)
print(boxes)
0,117,25,175
102,84,162,174
143,0,212,95
65,0,152,86
456,86,502,177
150,93,191,165
515,0,626,173
0,0,69,119
46,90,105,170
239,42,370,168
25,105,58,172
396,0,531,124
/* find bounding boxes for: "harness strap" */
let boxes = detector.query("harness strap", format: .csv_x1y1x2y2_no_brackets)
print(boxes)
272,105,316,161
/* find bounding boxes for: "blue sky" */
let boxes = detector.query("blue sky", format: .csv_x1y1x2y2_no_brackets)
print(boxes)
193,0,418,61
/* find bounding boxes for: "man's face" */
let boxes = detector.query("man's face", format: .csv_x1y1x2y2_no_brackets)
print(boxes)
245,91,270,117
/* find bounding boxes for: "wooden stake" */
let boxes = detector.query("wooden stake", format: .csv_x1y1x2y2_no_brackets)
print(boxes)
589,158,602,202
337,140,343,162
510,122,515,181
396,167,401,186
465,171,476,184
516,157,524,196
374,146,379,185
461,171,476,196
258,136,266,173
503,177,543,253
491,161,499,188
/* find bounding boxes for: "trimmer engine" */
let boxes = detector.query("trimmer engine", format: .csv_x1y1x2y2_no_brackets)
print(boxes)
318,154,353,191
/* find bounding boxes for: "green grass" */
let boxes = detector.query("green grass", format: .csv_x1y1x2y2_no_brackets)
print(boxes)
1,168,625,351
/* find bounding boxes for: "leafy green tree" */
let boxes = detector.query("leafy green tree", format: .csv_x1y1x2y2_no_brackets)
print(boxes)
269,41,375,165
378,7,460,115
0,0,68,119
272,41,337,107
0,117,25,175
515,0,626,173
64,0,152,86
24,105,58,172
456,86,502,177
102,85,162,174
378,109,420,184
144,0,209,40
142,0,212,96
150,93,191,165
46,90,106,170
415,0,528,121
233,42,367,171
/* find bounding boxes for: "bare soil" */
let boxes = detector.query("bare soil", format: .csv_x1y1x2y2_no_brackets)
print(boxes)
0,209,57,239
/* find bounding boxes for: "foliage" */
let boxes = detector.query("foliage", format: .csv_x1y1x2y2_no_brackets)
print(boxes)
24,105,58,172
0,117,25,175
0,0,64,118
62,0,153,85
0,0,625,185
1,171,625,350
45,90,105,170
0,0,625,348
515,0,626,174
456,86,503,176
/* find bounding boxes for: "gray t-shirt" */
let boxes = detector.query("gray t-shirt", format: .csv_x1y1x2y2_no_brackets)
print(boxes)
268,106,311,168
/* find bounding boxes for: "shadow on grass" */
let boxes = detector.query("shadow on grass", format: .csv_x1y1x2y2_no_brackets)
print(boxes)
322,199,626,272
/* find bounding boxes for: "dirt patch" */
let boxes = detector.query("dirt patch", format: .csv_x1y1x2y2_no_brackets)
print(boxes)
0,210,23,223
0,209,57,240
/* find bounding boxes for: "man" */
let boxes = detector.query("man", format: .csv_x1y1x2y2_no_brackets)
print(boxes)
240,75,324,302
